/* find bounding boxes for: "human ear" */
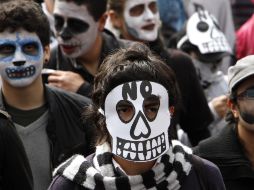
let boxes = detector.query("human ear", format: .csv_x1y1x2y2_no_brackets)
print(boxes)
169,106,175,117
108,10,124,30
98,12,108,31
43,45,50,64
227,99,239,118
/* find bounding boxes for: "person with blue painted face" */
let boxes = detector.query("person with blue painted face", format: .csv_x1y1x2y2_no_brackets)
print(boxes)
48,42,225,190
194,55,254,190
0,1,94,189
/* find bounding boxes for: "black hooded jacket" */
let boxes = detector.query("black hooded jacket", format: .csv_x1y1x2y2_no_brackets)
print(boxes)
0,85,94,169
0,110,33,190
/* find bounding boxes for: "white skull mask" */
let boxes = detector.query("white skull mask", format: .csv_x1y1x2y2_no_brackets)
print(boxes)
104,81,171,162
178,9,232,54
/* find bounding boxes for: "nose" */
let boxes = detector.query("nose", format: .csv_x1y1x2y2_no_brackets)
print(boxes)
13,48,26,65
60,27,73,41
13,60,26,66
130,111,151,140
143,6,155,21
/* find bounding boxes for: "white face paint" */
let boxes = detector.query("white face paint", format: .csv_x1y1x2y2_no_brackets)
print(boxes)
0,29,43,87
186,10,232,54
123,0,160,42
104,81,171,162
54,1,98,58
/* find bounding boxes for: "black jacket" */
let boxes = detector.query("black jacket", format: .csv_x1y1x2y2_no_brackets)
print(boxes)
0,85,94,169
148,39,213,146
0,110,33,190
194,124,254,190
45,29,132,97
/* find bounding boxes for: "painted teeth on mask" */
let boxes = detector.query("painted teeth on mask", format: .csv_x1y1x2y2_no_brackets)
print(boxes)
138,153,145,160
123,150,129,158
131,143,136,151
146,141,151,150
146,151,152,159
6,65,36,79
138,143,143,151
124,142,130,149
117,148,121,155
116,133,167,161
157,146,161,154
158,136,161,145
130,152,136,159
152,139,157,148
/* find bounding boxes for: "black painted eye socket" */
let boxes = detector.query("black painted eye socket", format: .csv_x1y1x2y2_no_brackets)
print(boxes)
129,4,145,16
0,44,15,58
67,18,89,33
237,88,254,100
54,15,64,32
148,1,157,14
197,21,209,32
143,95,160,122
22,42,39,56
116,100,135,123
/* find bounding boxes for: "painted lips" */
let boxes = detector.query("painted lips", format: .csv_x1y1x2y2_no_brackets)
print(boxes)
142,23,155,30
61,44,78,54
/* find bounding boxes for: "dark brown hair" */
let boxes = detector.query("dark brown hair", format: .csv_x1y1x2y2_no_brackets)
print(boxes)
58,0,108,21
83,42,180,145
108,0,125,15
0,0,50,46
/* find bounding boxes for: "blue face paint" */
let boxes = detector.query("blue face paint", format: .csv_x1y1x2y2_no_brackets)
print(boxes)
0,34,43,63
0,29,44,87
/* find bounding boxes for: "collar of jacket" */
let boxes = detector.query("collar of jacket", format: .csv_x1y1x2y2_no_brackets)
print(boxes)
195,123,254,179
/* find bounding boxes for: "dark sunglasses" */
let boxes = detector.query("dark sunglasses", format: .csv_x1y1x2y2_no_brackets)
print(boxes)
237,87,254,100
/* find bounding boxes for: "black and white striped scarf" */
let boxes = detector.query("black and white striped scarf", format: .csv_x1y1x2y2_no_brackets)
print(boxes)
53,140,193,190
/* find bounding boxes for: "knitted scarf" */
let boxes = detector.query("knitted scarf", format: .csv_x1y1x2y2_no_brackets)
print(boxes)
53,140,193,190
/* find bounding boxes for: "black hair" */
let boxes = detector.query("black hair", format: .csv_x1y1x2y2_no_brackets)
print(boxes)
83,42,180,145
0,0,50,46
225,86,238,124
108,0,125,15
58,0,107,21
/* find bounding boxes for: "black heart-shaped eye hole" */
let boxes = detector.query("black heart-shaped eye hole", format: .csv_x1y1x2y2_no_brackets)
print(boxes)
197,21,209,32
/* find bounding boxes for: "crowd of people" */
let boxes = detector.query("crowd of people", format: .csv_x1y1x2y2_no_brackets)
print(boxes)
0,0,254,189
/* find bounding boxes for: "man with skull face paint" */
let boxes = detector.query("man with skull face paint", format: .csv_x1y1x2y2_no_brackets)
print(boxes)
48,43,225,190
44,0,132,97
107,0,213,146
0,1,94,189
194,55,254,190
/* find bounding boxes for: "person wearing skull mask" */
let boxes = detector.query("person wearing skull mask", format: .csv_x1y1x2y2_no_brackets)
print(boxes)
44,0,132,97
48,42,225,190
0,1,94,189
194,55,254,190
106,0,213,146
175,8,232,136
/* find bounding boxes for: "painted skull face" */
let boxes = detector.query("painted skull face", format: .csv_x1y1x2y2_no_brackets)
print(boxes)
123,0,160,42
54,1,98,58
104,81,171,162
178,9,231,54
0,29,43,87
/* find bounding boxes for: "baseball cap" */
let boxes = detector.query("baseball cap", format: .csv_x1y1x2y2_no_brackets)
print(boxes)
228,55,254,92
